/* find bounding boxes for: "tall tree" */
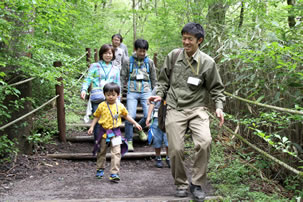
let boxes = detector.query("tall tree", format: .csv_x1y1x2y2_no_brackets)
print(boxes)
133,0,137,42
287,0,296,28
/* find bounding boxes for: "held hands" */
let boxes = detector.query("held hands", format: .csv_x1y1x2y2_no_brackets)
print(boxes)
216,108,224,127
148,96,162,104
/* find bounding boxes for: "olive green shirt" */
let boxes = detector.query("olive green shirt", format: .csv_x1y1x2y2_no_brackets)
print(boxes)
156,48,225,110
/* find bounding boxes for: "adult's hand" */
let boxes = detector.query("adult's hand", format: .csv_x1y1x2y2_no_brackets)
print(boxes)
216,108,224,127
80,91,86,100
148,96,162,104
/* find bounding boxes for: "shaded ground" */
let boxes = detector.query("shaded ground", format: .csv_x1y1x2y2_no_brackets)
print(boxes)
0,134,216,201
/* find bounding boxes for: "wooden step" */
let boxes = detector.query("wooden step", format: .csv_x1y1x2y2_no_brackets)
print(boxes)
66,133,143,142
67,114,144,128
76,106,143,116
47,151,167,160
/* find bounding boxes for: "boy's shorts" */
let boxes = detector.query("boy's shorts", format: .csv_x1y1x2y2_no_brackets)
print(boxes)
151,118,168,148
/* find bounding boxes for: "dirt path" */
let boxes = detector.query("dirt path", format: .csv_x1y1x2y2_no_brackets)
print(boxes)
0,140,216,201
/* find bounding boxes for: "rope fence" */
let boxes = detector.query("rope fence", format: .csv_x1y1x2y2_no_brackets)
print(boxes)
70,52,88,65
224,91,303,115
0,95,59,131
208,112,303,177
8,77,35,87
213,91,303,177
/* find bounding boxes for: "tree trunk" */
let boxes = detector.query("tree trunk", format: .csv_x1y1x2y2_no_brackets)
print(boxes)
133,0,137,43
1,4,34,154
239,1,244,28
287,0,296,28
3,81,33,154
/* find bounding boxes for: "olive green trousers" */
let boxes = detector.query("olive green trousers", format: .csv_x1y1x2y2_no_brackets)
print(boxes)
165,106,211,189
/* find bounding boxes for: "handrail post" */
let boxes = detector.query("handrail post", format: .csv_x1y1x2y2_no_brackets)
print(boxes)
54,61,66,142
94,48,98,62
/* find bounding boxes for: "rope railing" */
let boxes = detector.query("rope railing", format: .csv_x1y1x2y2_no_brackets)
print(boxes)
70,52,88,65
1,51,88,130
1,50,91,142
74,67,89,87
3,52,87,89
0,95,59,131
8,77,35,87
208,112,303,177
224,91,303,115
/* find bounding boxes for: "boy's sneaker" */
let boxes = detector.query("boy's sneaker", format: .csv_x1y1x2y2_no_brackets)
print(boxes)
155,157,163,168
109,174,120,183
96,169,104,179
166,157,171,168
138,130,147,141
128,141,134,152
190,183,205,201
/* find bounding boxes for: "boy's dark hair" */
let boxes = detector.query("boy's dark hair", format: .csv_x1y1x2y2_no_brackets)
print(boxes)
134,39,149,50
99,44,116,61
103,82,120,95
181,22,205,40
112,34,123,43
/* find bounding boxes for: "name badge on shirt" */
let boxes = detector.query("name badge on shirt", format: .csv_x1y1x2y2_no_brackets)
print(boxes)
111,136,122,146
136,74,144,80
153,111,158,118
187,77,201,86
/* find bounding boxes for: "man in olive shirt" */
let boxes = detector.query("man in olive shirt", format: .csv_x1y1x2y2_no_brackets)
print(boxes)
148,23,225,201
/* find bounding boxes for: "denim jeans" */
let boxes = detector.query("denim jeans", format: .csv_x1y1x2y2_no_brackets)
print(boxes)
91,101,102,141
125,91,151,141
151,117,168,148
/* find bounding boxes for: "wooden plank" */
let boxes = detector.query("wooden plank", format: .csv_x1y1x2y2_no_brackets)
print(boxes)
47,152,167,160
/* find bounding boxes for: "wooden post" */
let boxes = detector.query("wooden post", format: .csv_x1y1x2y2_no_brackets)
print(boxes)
54,61,66,142
86,48,91,68
94,48,98,62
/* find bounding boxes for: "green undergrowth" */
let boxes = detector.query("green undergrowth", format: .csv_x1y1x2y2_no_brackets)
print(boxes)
205,121,303,201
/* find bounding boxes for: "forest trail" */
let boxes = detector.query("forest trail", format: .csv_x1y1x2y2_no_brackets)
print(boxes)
1,88,219,201
0,139,219,201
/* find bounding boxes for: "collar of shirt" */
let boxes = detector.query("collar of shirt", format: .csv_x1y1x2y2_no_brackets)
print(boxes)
132,53,147,67
184,48,200,63
100,60,112,68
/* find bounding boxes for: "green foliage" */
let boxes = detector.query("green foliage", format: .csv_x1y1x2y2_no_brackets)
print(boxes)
0,135,19,163
284,176,303,199
208,140,285,201
27,131,56,153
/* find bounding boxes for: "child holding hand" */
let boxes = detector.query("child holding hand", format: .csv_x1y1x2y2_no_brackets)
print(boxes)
88,82,142,182
146,87,170,168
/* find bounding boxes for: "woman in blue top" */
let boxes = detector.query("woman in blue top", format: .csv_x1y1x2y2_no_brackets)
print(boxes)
81,44,121,140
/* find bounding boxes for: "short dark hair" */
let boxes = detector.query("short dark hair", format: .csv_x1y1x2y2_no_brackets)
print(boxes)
112,34,123,43
103,82,120,95
134,39,149,50
99,44,116,61
181,22,205,40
